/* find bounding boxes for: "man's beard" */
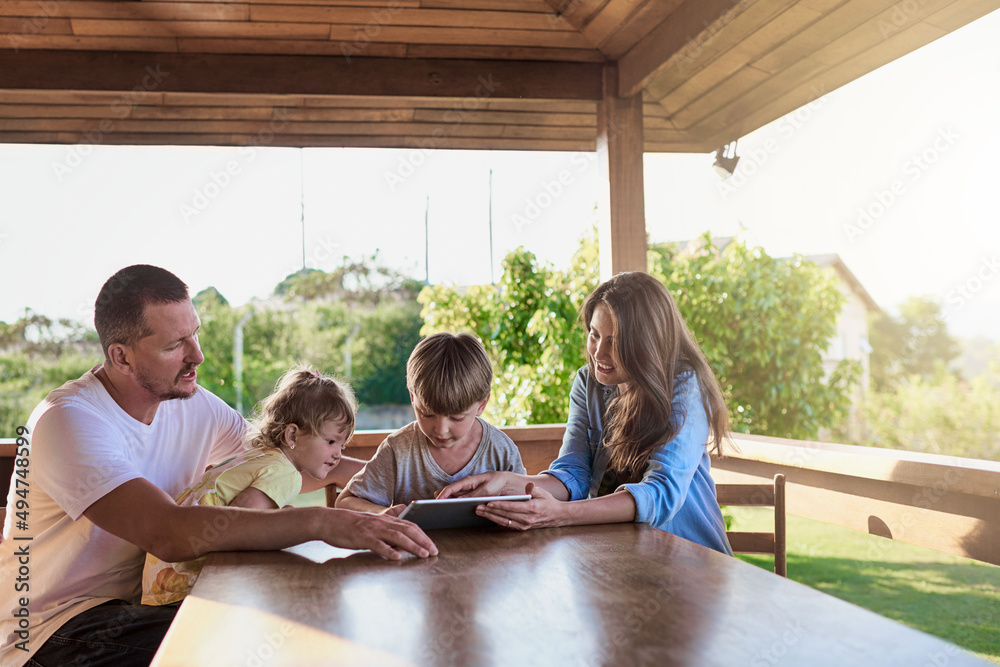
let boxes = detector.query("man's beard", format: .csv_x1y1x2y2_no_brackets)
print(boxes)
136,364,199,401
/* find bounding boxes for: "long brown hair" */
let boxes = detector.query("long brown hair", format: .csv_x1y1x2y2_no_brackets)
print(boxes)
582,272,729,482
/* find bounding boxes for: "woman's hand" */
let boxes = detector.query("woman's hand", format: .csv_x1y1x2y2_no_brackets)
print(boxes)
476,482,566,530
435,471,510,499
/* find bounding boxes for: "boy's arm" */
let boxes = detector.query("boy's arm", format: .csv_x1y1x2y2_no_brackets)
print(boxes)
84,477,436,562
335,487,405,516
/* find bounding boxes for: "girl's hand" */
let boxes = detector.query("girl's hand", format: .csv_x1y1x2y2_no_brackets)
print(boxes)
435,471,508,499
476,483,565,530
382,504,407,518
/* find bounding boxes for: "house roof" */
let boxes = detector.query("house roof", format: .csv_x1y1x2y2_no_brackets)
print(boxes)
806,253,881,313
1,0,996,152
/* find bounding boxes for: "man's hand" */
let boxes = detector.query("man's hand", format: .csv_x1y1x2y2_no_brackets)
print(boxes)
324,509,437,560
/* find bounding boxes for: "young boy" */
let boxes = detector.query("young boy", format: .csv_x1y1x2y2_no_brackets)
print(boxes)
336,332,525,515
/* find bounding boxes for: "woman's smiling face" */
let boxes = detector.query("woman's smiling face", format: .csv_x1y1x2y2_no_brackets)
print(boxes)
587,302,629,388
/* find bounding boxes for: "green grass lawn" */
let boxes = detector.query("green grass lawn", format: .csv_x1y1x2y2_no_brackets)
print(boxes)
728,506,1000,664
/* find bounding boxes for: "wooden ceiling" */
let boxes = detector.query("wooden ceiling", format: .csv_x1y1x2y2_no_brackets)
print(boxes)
0,0,996,152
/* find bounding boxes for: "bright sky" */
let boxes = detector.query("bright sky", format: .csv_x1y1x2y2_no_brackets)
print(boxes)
1,9,998,340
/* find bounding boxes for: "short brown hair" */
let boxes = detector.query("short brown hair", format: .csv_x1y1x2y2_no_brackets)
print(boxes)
406,333,492,415
94,265,189,359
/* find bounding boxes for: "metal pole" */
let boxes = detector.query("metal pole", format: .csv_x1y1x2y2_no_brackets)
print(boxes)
424,194,430,286
489,168,495,285
233,309,254,415
300,149,306,273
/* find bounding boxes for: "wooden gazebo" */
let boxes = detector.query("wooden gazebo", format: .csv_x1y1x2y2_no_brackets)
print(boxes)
1,0,997,276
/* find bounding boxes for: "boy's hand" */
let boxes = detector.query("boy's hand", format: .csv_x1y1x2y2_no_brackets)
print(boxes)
436,471,507,499
382,504,407,518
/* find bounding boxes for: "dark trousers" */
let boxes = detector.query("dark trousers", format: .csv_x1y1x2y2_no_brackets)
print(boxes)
27,600,178,667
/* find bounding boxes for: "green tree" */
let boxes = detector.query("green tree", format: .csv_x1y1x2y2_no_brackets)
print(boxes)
0,311,101,437
652,236,858,438
420,231,858,440
869,296,960,390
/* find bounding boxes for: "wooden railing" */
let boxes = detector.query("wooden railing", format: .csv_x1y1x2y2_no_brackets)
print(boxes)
6,428,998,567
343,426,1000,567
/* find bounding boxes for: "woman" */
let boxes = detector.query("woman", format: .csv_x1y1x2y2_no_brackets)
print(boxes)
437,271,733,554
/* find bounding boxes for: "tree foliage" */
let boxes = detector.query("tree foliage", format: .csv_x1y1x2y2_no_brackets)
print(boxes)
0,256,422,437
869,296,960,390
421,231,858,440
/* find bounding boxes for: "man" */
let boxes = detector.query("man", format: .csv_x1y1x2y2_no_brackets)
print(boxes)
0,265,436,667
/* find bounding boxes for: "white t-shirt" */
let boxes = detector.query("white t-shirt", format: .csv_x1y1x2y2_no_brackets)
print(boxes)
0,367,244,667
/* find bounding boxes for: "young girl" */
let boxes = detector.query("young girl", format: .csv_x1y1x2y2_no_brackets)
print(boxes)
142,365,357,605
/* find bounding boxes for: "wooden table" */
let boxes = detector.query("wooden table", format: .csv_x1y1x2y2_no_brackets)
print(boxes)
152,524,988,666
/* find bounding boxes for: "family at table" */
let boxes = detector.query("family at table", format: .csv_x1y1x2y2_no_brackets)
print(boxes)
0,264,733,667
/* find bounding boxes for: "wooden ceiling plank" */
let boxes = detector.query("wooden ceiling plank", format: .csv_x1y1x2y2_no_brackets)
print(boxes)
0,17,72,36
539,0,609,31
0,35,181,51
0,130,596,150
599,0,684,59
639,0,804,102
616,0,744,98
405,43,604,61
412,108,595,126
420,0,555,12
0,103,122,119
0,51,605,101
326,24,592,48
249,5,574,31
177,37,408,56
682,56,827,139
70,19,333,39
652,3,824,115
277,106,417,121
750,0,902,73
579,0,648,47
141,0,419,5
697,20,954,148
0,2,251,22
923,0,1000,31
668,65,771,128
807,1,951,67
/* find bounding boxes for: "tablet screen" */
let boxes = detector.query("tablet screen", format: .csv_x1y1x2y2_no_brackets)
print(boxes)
397,495,531,530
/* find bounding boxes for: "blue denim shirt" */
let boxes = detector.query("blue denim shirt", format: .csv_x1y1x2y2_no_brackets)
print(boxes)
544,366,733,555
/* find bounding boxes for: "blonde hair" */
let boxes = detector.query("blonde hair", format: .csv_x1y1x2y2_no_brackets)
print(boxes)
582,272,730,483
406,332,492,415
245,364,357,451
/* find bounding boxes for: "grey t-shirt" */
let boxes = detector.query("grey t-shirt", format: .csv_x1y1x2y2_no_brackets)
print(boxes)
344,418,526,507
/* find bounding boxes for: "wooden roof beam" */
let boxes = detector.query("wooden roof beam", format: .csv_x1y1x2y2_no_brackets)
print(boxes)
0,50,605,101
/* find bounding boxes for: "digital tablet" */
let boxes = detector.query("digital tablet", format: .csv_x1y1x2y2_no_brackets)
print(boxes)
397,495,531,530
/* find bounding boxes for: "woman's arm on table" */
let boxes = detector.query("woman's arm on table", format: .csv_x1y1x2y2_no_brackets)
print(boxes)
475,481,636,530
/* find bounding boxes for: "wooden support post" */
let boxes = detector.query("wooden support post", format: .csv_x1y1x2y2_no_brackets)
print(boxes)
596,63,647,282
